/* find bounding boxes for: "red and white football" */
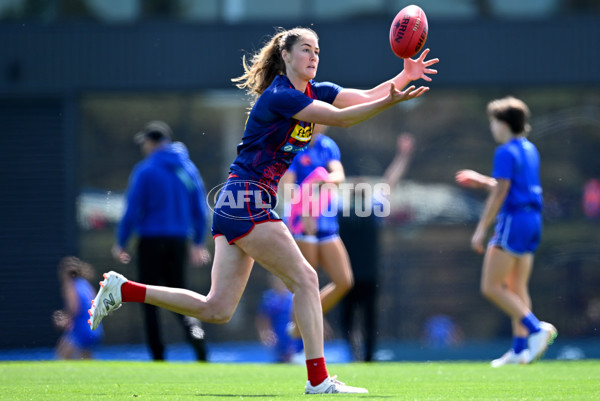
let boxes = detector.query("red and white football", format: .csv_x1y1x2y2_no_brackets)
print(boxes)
389,5,428,59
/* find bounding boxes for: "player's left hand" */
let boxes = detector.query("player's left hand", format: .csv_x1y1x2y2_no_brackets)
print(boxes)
471,228,486,254
190,244,211,267
403,48,439,82
389,83,429,103
398,133,415,155
111,245,131,264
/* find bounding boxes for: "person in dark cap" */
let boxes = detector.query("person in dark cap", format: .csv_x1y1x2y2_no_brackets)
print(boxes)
112,120,211,361
133,120,173,145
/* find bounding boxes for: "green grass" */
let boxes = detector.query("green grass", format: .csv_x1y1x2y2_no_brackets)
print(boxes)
1,360,599,400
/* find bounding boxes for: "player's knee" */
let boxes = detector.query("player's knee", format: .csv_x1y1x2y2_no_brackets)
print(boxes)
303,265,320,289
289,264,319,293
192,302,235,324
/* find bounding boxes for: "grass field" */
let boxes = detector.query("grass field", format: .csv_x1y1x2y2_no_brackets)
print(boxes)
1,360,598,400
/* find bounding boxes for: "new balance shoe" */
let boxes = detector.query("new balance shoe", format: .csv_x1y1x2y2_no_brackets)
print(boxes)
527,321,558,363
88,271,127,330
305,376,368,394
491,349,530,367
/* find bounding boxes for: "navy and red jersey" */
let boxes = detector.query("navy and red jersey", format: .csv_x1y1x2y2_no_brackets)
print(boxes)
229,75,342,194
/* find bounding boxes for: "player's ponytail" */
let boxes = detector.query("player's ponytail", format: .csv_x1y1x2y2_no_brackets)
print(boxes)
232,27,318,101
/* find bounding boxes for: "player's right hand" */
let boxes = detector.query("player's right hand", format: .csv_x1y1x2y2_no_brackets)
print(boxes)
111,245,131,264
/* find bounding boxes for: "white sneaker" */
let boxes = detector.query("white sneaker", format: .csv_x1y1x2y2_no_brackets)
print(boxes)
491,349,530,367
527,321,558,363
88,271,127,330
290,351,305,365
305,376,368,394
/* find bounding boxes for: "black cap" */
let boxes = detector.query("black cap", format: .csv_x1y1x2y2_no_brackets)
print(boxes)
134,120,173,144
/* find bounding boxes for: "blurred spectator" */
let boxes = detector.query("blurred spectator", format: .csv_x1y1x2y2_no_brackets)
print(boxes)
582,178,600,219
421,314,464,348
53,256,104,359
112,120,211,362
255,274,302,363
586,297,600,335
339,133,414,361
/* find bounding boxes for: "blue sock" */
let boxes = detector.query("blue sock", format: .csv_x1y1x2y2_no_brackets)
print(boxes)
512,337,528,354
521,313,541,334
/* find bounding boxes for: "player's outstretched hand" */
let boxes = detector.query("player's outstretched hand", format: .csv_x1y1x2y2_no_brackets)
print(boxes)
403,49,439,82
389,83,429,104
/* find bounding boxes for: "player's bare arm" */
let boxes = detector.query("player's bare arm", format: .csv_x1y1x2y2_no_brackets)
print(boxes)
456,169,498,191
472,179,510,253
295,84,427,128
332,49,438,109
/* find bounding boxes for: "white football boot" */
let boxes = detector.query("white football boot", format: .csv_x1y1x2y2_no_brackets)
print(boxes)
527,321,558,363
305,376,368,394
491,349,530,367
88,271,127,330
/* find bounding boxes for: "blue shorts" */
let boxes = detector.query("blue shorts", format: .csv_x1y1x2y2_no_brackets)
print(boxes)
211,178,281,244
489,210,542,255
293,231,339,244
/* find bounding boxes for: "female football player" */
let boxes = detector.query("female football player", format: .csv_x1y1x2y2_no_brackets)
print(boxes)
89,26,438,393
456,96,557,367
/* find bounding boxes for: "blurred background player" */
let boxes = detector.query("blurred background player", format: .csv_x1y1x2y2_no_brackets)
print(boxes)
255,274,302,363
455,96,557,366
281,124,351,342
112,120,211,362
53,256,103,359
339,133,415,361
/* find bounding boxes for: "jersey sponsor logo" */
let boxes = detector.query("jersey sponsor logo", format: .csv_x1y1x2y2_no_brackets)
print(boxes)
283,123,313,153
282,142,309,153
291,123,312,142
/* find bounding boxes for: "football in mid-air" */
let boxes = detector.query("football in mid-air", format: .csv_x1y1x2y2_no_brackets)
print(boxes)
389,5,428,59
